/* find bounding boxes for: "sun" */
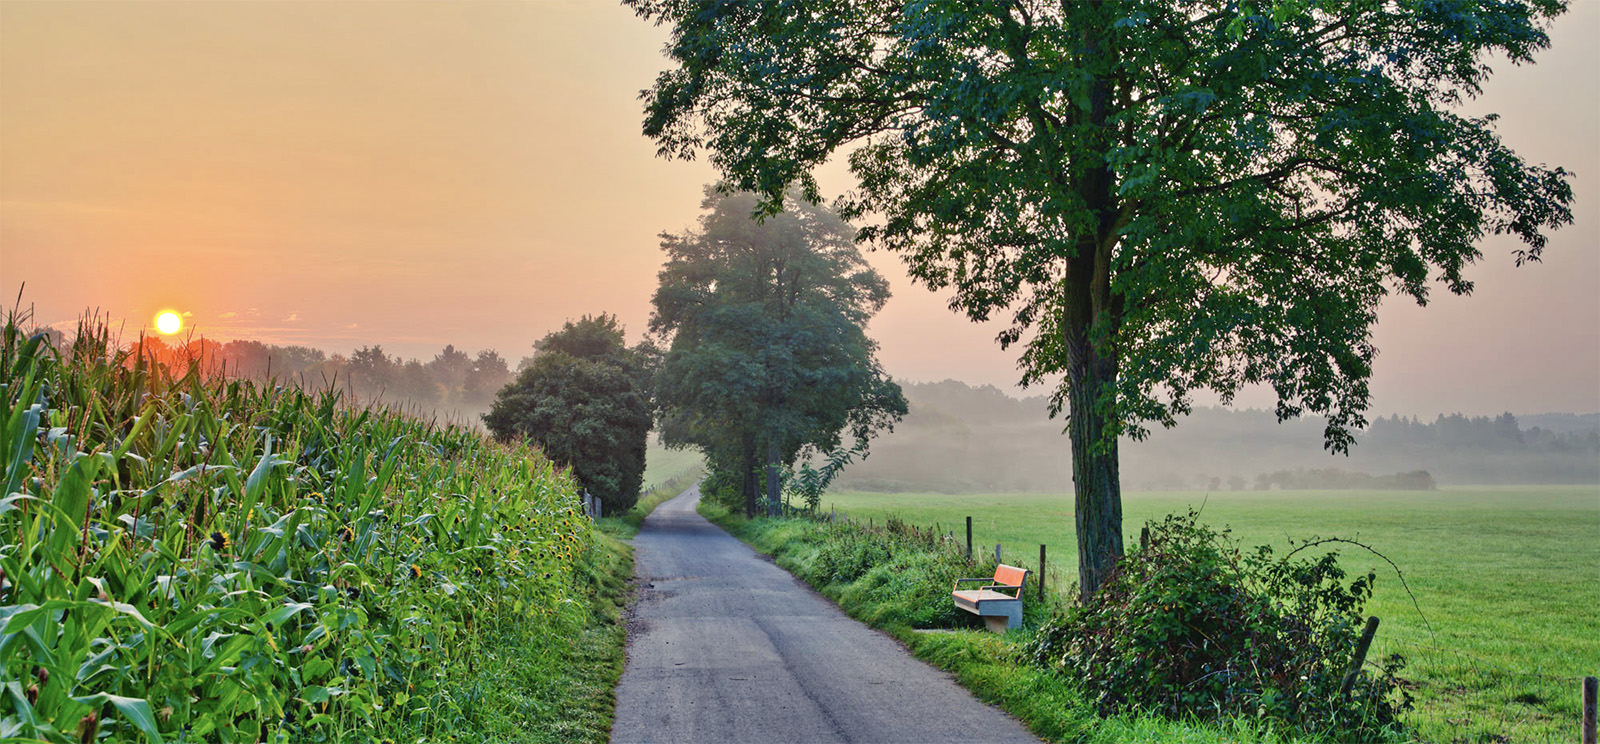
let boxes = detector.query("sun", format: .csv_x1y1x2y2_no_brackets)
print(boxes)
155,311,182,335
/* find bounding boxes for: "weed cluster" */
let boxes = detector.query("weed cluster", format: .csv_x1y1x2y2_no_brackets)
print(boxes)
1,319,593,742
1027,512,1411,740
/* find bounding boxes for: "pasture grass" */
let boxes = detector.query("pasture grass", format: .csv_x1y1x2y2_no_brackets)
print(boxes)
821,486,1599,743
640,441,704,491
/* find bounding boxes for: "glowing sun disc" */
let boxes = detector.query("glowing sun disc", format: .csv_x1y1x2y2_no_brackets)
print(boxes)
155,311,182,335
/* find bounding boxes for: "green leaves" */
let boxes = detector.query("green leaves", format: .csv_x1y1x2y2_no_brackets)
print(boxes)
71,693,163,743
484,314,654,515
628,0,1574,454
628,0,1574,593
0,318,593,742
648,188,906,516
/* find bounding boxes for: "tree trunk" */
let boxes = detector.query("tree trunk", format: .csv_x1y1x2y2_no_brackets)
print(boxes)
1065,339,1124,601
765,437,781,517
741,441,759,518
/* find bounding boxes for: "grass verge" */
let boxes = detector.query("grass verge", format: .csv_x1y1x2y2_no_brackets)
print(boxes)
415,531,635,743
700,501,1332,744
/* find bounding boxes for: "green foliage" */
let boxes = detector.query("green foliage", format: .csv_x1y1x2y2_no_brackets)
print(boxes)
427,531,634,744
650,187,906,516
707,507,1057,633
1,315,598,742
627,0,1573,450
628,0,1576,596
484,314,653,514
1026,512,1408,738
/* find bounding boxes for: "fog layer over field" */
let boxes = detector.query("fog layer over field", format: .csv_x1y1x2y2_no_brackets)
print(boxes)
832,381,1600,492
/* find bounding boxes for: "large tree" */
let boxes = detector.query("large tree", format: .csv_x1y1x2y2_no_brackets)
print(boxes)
483,314,654,513
625,0,1575,597
652,187,907,517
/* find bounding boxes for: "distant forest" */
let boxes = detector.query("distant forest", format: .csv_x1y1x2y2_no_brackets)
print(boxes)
831,381,1600,491
101,335,521,424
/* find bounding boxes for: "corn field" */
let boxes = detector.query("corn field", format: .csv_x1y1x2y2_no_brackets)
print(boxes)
1,315,593,742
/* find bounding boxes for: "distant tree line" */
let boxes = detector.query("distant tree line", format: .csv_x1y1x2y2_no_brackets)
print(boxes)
123,336,513,422
830,381,1598,492
1250,468,1437,491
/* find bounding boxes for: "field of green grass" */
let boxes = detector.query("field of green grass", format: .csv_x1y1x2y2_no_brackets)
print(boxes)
641,439,704,492
822,486,1598,743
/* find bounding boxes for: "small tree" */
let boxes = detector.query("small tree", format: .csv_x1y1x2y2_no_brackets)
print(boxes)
484,315,654,514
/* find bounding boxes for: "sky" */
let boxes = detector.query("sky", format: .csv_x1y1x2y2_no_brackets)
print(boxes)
1,0,1596,418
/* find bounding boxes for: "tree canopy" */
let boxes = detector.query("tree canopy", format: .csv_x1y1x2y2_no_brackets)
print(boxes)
626,0,1575,596
651,187,907,517
483,314,654,514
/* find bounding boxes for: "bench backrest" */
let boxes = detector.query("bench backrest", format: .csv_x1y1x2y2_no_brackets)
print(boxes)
993,564,1028,589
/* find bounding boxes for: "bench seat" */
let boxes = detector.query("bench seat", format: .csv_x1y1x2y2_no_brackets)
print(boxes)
951,564,1029,633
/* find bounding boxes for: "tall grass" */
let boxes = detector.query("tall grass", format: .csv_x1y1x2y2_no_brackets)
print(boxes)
1,315,595,742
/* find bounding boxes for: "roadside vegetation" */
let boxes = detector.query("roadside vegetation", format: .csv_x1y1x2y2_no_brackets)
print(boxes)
0,316,635,743
821,487,1598,743
702,500,1411,743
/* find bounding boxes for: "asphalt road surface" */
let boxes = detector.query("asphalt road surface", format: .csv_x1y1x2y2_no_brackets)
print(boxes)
610,487,1041,744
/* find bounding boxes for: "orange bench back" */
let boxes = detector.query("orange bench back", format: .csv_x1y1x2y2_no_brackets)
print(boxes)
993,564,1028,588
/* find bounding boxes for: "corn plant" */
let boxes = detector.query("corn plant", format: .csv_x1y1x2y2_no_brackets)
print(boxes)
1,314,593,743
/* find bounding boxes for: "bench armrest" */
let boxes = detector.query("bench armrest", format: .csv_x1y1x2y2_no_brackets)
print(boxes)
981,583,1022,598
952,577,992,590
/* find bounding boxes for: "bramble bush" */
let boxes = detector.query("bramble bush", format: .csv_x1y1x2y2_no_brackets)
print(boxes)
1027,512,1411,739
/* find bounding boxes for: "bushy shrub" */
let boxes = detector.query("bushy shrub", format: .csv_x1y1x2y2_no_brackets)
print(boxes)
1027,512,1410,739
812,528,894,584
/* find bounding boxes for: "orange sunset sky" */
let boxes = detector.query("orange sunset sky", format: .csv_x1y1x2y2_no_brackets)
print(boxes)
1,0,1596,417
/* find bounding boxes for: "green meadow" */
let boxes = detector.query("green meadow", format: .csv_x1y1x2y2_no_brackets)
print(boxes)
822,486,1599,743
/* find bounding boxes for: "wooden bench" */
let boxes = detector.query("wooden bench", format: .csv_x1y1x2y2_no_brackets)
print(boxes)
952,564,1028,633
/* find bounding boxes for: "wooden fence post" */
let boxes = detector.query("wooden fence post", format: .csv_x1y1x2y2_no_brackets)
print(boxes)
965,517,972,561
1038,544,1046,601
1140,526,1149,551
1339,616,1381,698
1583,675,1597,744
994,543,1002,564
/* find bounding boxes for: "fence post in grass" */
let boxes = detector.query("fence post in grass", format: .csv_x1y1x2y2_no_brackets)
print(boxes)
1339,616,1381,698
1140,526,1149,551
995,543,1002,564
1583,675,1597,744
965,517,973,562
1038,544,1046,601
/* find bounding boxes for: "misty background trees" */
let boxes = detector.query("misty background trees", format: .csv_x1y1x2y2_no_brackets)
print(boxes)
127,335,514,421
827,380,1599,494
650,189,907,517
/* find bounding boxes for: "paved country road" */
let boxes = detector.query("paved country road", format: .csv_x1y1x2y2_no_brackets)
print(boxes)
610,487,1041,744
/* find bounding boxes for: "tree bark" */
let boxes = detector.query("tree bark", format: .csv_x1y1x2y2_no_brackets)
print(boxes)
1065,335,1124,601
765,437,781,517
741,441,759,518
